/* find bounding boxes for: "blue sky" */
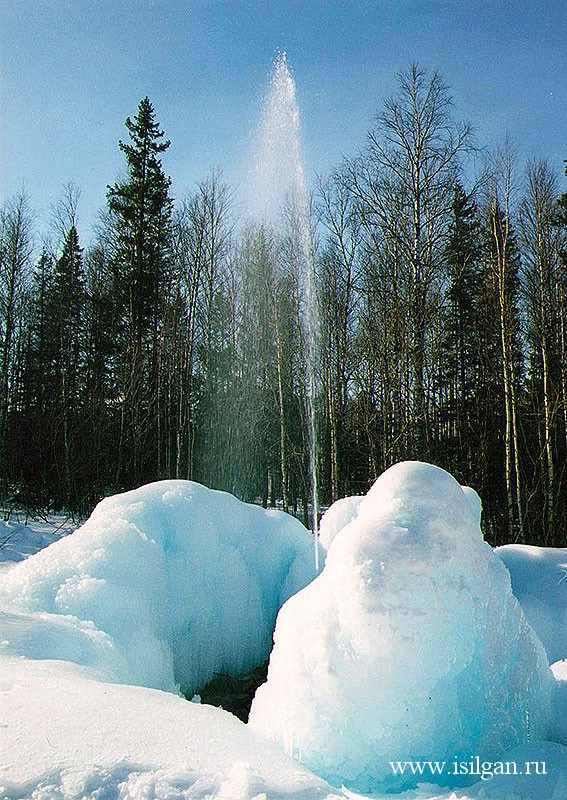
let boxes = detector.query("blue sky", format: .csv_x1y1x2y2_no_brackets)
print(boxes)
1,0,566,243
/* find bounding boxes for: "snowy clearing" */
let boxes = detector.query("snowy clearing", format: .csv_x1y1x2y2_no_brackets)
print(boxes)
1,465,565,799
0,513,78,565
495,544,567,664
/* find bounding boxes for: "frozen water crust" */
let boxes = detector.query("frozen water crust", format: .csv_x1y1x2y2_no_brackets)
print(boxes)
249,461,553,793
0,479,317,697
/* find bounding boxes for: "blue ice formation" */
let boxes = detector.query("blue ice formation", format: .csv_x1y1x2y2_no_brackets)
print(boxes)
249,461,553,792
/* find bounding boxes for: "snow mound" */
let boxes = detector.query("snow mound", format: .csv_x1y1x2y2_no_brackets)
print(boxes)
496,544,567,664
249,461,553,793
0,480,317,696
0,655,342,800
0,515,76,563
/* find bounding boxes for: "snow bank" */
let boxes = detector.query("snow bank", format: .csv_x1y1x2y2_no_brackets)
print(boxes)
0,515,76,563
249,461,553,793
2,654,565,800
0,480,317,696
496,544,567,664
0,655,342,800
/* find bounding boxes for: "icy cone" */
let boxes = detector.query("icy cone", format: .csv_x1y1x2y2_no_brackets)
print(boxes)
248,461,553,792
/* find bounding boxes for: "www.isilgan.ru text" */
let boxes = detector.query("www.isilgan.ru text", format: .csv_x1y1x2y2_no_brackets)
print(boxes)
389,757,547,781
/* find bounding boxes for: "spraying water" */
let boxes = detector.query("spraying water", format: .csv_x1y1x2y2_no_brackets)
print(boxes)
252,53,320,570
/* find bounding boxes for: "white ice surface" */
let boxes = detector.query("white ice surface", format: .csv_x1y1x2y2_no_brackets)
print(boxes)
249,462,555,793
0,480,318,695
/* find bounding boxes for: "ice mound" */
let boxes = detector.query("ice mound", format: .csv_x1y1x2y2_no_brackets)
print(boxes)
319,483,482,551
0,480,317,697
249,461,553,793
461,484,482,524
318,494,363,550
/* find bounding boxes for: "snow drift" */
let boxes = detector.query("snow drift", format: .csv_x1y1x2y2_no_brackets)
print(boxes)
496,544,567,664
249,461,553,793
0,480,318,697
1,655,342,800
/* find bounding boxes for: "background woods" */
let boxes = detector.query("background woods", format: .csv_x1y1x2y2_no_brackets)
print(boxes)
1,71,566,546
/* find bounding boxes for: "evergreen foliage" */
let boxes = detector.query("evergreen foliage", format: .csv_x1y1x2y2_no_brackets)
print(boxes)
107,97,174,488
1,86,566,547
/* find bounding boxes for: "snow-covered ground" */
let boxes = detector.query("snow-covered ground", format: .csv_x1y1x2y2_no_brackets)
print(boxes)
1,466,565,799
1,654,339,800
495,544,567,665
0,512,78,564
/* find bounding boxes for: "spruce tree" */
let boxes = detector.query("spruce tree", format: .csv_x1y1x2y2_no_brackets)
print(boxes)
107,97,173,488
108,97,172,342
52,226,85,508
442,183,482,477
16,229,86,510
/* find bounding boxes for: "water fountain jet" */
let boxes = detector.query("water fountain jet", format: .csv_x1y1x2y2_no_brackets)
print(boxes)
252,52,320,569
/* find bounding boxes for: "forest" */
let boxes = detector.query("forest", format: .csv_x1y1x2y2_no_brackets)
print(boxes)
1,65,566,547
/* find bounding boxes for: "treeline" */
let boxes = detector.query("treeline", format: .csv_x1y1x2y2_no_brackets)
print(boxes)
1,67,566,546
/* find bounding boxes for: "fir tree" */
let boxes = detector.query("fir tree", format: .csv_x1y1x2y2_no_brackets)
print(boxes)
107,97,173,488
108,96,172,342
52,226,84,399
47,226,85,508
443,183,482,452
